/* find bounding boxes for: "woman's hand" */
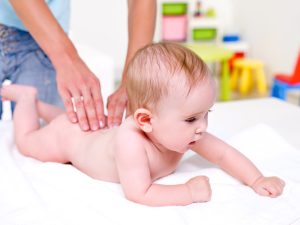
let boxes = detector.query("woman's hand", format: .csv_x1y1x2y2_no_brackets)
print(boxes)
106,84,128,128
9,0,106,131
56,55,106,131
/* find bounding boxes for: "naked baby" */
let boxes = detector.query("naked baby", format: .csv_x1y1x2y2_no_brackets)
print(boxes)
0,42,285,206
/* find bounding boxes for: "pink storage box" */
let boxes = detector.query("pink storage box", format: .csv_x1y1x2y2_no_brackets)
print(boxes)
162,15,187,41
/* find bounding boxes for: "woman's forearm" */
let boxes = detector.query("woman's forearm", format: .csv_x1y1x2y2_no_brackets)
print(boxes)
123,0,156,81
9,0,77,68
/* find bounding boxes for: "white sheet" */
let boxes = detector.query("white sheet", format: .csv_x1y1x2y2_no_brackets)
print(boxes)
1,121,300,225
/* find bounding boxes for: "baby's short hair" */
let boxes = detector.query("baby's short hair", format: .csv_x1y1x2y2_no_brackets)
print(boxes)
126,42,211,114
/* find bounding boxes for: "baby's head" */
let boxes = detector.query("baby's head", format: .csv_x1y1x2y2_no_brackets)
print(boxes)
126,43,216,153
126,42,216,152
126,42,213,114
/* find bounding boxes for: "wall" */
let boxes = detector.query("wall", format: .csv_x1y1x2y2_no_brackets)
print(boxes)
70,0,300,85
70,0,128,83
231,0,300,78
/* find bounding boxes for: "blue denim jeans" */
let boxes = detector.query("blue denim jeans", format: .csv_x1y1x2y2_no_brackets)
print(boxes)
0,24,63,119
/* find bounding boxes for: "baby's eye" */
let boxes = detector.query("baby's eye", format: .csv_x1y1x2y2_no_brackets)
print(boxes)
185,117,197,123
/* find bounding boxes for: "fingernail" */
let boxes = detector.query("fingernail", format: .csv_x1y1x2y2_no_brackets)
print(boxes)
99,121,104,129
83,124,89,131
113,123,119,128
72,117,77,123
92,125,99,131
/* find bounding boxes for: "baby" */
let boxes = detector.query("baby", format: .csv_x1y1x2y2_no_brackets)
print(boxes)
0,42,285,206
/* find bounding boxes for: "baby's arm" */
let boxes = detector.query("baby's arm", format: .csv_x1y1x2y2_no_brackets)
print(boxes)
115,133,211,206
192,132,285,197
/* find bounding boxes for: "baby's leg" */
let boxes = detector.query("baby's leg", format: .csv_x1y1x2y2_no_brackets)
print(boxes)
2,84,64,123
1,85,40,140
1,85,67,162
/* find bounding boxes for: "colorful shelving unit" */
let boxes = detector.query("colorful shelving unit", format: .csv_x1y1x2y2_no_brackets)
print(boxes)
161,2,188,41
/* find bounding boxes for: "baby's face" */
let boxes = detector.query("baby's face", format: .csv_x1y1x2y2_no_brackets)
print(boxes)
149,75,216,153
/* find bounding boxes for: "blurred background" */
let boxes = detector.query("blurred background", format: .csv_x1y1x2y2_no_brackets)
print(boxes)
70,0,300,104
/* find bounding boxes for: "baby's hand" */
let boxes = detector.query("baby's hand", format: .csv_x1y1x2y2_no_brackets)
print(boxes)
251,176,285,198
186,176,211,203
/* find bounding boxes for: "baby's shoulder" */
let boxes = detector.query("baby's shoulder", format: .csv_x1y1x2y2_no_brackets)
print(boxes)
114,120,149,151
114,128,151,163
115,125,145,144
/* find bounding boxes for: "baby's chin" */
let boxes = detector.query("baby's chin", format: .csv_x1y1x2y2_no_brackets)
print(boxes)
177,146,191,154
163,143,191,154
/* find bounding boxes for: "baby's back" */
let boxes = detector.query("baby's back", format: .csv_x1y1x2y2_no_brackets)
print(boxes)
50,114,120,182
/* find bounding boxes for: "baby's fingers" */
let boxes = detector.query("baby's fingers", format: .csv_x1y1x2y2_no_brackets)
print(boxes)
269,178,285,197
265,186,280,197
279,179,286,187
273,181,285,196
255,186,271,196
258,183,284,197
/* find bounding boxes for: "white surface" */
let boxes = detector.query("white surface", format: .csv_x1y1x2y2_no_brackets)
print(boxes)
1,98,300,224
221,41,249,53
189,18,221,28
208,97,300,150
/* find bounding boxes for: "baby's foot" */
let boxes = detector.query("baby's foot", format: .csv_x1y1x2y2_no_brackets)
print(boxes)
0,84,37,102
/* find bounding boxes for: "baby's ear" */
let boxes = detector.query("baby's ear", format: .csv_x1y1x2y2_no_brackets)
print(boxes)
133,108,153,133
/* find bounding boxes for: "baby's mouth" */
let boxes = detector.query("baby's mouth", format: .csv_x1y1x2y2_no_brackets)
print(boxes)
189,141,196,145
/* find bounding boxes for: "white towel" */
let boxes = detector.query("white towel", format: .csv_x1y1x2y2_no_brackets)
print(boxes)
1,121,300,225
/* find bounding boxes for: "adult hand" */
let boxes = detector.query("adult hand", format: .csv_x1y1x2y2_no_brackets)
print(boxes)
106,84,128,128
56,56,106,131
8,0,106,131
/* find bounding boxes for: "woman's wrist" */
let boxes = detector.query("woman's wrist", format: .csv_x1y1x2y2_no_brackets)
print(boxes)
50,43,80,70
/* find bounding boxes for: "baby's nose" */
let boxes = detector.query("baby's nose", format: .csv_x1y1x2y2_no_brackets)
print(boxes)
195,127,204,135
195,122,207,134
